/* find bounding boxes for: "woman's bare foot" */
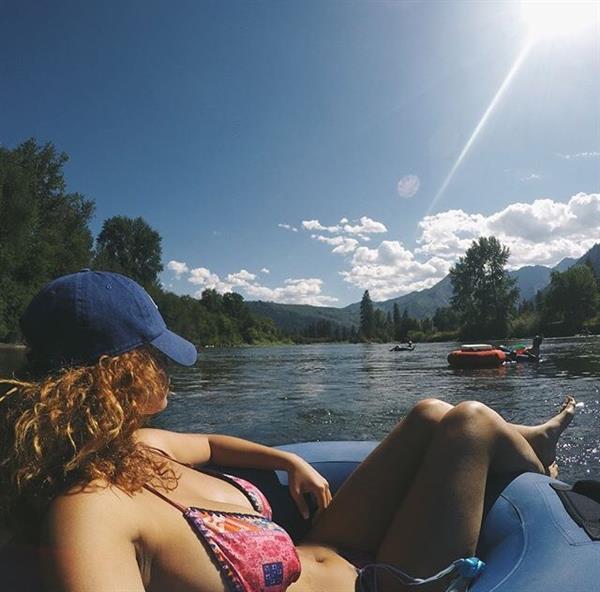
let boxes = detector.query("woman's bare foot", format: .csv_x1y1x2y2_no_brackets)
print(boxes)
519,396,576,469
546,462,559,479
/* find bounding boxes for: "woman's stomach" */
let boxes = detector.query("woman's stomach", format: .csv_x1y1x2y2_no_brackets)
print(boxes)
291,544,358,592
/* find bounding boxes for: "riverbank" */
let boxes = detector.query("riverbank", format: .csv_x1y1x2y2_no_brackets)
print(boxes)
0,343,26,351
0,344,27,377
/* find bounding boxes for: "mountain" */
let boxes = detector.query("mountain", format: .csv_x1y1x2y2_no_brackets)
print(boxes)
553,257,578,272
575,244,600,274
246,275,454,331
245,301,357,332
343,274,454,319
248,244,598,332
508,266,552,302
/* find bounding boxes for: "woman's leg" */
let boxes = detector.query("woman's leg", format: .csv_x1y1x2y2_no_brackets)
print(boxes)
512,395,575,468
373,401,554,592
306,396,574,554
305,398,453,553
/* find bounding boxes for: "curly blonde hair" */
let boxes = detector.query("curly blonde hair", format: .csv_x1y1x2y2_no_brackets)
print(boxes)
0,346,178,532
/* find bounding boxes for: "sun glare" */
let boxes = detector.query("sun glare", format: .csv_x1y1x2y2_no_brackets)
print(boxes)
521,1,600,40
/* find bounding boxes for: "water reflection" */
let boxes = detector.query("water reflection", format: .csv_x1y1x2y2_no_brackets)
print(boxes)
164,337,600,483
1,337,598,482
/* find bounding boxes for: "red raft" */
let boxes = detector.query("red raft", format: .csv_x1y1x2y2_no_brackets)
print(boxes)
447,344,506,368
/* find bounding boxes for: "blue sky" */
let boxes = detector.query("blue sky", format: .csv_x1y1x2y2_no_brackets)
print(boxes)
2,0,599,305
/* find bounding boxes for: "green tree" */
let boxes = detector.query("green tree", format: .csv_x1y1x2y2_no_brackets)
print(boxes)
543,265,600,333
421,317,433,333
223,292,246,319
392,303,402,341
433,306,459,332
399,309,419,338
450,236,518,338
0,139,94,341
374,308,388,341
400,309,409,339
359,290,375,340
154,288,281,346
94,216,163,289
584,258,600,289
200,288,223,313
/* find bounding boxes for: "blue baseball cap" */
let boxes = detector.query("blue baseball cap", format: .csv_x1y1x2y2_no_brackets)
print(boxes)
20,270,198,371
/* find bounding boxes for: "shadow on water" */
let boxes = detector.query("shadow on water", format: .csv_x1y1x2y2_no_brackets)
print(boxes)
1,337,599,482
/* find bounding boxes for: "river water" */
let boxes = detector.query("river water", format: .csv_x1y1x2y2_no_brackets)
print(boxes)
2,337,599,482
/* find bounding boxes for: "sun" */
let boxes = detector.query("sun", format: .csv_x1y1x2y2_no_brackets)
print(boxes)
521,0,600,40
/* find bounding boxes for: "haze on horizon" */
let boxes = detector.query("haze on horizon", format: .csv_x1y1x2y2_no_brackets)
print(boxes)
2,0,599,307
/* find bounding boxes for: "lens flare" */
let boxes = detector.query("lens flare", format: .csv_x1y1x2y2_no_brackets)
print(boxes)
521,1,600,40
427,40,534,214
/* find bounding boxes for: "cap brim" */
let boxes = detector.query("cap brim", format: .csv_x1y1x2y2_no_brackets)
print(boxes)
150,329,198,366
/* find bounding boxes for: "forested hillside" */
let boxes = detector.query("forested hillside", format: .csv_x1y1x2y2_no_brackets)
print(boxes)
0,139,282,347
247,250,600,335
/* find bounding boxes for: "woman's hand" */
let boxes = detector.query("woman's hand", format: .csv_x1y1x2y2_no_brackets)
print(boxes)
286,455,332,520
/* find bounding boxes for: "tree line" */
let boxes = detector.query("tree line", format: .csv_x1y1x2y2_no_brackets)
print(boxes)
0,139,283,346
358,236,600,342
2,139,598,347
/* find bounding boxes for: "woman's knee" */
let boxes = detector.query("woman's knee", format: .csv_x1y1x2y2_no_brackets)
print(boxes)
404,398,453,430
440,400,500,440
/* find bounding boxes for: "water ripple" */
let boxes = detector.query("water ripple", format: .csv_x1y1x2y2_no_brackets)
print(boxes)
155,337,600,483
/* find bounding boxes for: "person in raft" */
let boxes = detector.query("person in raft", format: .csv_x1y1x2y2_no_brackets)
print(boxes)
524,334,544,359
0,270,576,592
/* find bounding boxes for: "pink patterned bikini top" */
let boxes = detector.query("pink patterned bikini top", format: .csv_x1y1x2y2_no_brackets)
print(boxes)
144,458,301,592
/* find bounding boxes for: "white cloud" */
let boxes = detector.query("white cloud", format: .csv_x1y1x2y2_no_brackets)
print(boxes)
342,216,387,236
301,216,387,238
397,174,420,198
302,219,341,233
260,267,270,274
225,269,256,286
167,260,189,277
312,234,359,254
244,278,338,306
520,173,541,181
339,192,599,300
416,209,487,260
557,152,600,160
303,216,387,252
188,268,257,294
340,240,451,300
189,267,224,289
169,193,599,306
181,264,336,305
416,192,600,268
278,223,298,232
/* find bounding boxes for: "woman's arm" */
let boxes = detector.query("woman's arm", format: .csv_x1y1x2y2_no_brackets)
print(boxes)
43,489,145,592
137,428,297,469
137,428,331,517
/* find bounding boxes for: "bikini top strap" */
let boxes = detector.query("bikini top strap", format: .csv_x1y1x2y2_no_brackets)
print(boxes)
143,483,188,513
146,445,194,468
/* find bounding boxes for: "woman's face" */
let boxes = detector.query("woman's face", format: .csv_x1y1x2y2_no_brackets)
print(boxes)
141,351,172,415
143,385,169,415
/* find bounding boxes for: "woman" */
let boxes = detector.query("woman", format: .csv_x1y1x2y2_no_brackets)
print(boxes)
0,270,576,592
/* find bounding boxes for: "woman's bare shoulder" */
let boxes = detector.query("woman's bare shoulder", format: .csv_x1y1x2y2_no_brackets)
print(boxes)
45,481,140,542
135,427,211,465
43,484,147,591
135,426,177,450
